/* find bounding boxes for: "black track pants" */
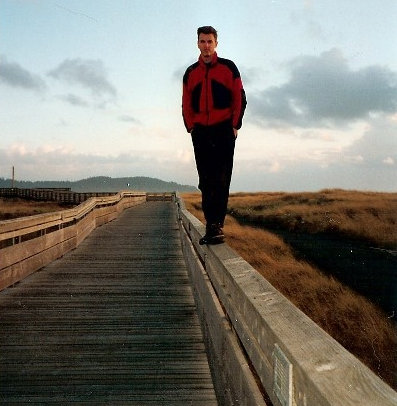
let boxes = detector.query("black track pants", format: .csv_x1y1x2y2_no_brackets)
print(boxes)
191,121,236,227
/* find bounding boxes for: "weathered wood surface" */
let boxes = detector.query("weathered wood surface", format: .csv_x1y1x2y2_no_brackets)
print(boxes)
0,201,217,405
0,192,147,291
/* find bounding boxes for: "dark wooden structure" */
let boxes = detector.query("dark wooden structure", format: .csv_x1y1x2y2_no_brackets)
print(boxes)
0,202,218,404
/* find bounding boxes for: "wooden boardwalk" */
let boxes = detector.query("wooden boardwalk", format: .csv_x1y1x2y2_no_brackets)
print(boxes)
0,201,218,405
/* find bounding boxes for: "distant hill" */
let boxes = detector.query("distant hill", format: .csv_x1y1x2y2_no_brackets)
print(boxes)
0,176,198,193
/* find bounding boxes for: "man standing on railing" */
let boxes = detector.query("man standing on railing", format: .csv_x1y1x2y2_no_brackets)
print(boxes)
182,26,247,245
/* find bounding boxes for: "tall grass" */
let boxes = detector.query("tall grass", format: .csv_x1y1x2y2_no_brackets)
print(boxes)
0,198,73,221
182,191,397,389
227,189,397,249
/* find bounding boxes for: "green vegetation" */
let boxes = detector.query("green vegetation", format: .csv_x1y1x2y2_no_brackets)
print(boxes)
0,176,197,193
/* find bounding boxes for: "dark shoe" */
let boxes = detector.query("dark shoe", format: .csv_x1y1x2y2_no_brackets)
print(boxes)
199,224,225,245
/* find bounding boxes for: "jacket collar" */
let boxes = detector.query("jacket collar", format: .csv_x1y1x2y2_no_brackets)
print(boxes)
199,51,218,67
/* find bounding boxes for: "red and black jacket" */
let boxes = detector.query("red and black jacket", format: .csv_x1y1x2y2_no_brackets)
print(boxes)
182,52,247,133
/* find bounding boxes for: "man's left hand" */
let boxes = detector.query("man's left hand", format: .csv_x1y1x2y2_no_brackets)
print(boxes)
233,128,238,138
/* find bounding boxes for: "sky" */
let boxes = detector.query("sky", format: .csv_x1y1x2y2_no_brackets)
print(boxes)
1,0,396,192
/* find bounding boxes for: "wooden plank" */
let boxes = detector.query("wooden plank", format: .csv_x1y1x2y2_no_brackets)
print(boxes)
0,227,75,268
0,192,146,239
0,202,218,405
0,194,147,290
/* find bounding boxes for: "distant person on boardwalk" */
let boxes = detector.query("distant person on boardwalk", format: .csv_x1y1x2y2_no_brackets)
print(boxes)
182,26,247,245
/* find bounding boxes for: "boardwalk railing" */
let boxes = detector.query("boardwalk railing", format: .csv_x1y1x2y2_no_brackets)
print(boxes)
0,191,147,290
0,187,120,204
176,196,397,406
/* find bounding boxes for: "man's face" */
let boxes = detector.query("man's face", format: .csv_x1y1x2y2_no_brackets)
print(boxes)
198,33,217,62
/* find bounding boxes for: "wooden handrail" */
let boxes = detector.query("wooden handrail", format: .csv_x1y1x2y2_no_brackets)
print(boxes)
0,187,117,204
176,195,397,406
0,191,147,290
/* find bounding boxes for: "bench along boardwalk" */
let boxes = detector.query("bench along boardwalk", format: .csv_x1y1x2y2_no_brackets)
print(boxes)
0,201,218,405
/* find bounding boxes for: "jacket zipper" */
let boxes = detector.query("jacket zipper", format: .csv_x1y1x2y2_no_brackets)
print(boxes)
205,64,210,126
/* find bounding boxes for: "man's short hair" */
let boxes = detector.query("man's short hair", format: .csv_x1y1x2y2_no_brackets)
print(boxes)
197,26,217,41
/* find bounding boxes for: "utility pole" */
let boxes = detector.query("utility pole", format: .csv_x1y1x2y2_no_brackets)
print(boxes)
12,166,15,188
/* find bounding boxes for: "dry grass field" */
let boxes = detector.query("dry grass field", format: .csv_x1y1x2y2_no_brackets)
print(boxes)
227,189,397,249
0,198,73,221
182,190,397,389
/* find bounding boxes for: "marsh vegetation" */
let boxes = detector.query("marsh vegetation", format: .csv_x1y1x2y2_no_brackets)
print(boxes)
182,189,397,389
0,198,74,221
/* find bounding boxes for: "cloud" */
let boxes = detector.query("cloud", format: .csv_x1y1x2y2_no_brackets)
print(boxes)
297,130,335,141
240,66,264,87
231,115,397,192
383,157,394,165
57,93,89,107
48,58,117,98
2,116,395,192
0,56,46,91
0,144,196,184
250,48,397,128
118,115,141,124
343,115,397,167
232,156,396,192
